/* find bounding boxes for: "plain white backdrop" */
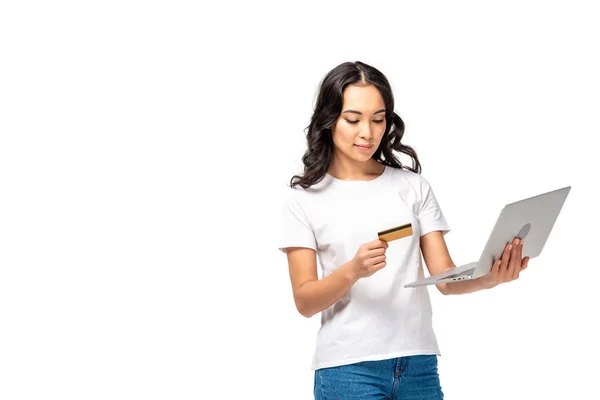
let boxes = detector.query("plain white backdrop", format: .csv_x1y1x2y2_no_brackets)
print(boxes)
1,1,598,399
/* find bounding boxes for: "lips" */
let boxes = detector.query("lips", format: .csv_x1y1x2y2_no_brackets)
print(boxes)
355,144,373,149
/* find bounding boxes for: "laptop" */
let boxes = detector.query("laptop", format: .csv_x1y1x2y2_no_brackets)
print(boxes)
404,185,571,288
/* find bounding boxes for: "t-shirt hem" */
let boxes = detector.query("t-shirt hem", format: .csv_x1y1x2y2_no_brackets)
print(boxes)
278,244,317,253
311,348,442,371
420,226,451,237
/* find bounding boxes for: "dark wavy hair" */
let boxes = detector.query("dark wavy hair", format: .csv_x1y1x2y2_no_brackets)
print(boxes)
290,61,422,189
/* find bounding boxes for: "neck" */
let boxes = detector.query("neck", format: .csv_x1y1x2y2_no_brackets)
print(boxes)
327,156,384,181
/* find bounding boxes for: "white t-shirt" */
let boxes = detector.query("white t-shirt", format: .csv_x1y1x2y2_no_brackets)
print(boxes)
277,164,451,371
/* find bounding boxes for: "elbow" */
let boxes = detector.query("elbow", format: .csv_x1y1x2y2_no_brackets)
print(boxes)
294,299,315,318
436,283,451,295
299,309,314,318
297,305,314,318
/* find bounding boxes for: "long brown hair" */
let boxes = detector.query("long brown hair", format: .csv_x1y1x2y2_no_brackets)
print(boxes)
290,61,421,189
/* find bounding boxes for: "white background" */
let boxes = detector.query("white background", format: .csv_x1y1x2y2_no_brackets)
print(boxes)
1,1,598,399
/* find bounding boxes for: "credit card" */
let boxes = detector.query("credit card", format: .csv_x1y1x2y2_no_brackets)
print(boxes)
378,223,413,242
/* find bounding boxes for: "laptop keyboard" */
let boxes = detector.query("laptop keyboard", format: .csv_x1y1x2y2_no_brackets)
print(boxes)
444,268,476,280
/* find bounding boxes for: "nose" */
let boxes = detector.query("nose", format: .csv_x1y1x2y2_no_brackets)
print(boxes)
359,125,373,140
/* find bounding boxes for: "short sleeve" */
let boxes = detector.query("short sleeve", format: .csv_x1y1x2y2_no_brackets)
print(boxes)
277,193,317,253
417,176,451,237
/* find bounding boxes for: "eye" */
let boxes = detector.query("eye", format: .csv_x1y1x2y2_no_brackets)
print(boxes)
346,119,385,124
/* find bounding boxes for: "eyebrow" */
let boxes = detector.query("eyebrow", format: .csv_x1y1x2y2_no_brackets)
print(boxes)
342,109,386,115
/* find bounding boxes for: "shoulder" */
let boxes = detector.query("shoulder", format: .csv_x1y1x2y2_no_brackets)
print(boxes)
280,182,321,215
280,184,304,208
386,166,429,191
282,174,332,203
281,181,314,202
386,167,437,214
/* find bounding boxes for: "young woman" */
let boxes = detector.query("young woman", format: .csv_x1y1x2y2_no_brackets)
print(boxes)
278,61,529,400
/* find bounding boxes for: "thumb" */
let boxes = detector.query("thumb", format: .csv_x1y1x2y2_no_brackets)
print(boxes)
374,238,388,247
521,257,530,271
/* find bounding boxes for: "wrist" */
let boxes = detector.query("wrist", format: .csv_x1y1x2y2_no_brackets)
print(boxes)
342,260,359,283
478,275,497,290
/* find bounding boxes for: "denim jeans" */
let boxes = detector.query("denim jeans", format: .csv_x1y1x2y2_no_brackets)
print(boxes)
314,355,443,400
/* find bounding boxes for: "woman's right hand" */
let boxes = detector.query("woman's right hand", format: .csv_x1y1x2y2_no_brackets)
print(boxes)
349,239,389,279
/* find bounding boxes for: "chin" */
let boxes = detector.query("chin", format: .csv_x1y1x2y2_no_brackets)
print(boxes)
340,146,375,162
351,153,374,162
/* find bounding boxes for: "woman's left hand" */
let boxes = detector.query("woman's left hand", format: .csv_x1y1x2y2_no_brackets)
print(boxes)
479,237,530,289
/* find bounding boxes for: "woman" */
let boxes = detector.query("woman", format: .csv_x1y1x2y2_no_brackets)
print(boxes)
277,61,529,400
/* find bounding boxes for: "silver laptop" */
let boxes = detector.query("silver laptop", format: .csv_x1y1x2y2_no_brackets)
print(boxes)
405,186,571,288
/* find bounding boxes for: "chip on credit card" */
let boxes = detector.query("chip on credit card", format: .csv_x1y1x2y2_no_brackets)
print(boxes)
378,223,413,242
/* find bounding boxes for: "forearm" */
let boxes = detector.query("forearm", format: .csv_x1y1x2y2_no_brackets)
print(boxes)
437,276,490,295
295,261,358,318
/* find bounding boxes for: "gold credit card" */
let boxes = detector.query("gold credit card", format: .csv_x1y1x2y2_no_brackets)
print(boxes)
378,223,413,242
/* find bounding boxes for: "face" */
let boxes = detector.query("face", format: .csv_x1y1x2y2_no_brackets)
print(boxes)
330,83,387,163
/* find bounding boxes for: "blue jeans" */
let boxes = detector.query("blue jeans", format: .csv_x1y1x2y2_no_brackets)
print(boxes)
314,355,443,400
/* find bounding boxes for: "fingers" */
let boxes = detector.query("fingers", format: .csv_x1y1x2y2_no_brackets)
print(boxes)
490,259,501,283
371,260,387,273
498,238,526,283
368,247,387,257
363,254,386,276
365,255,387,276
372,254,386,265
487,238,528,288
366,239,388,257
515,239,524,279
368,239,389,250
497,238,521,281
499,241,513,281
509,238,523,280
